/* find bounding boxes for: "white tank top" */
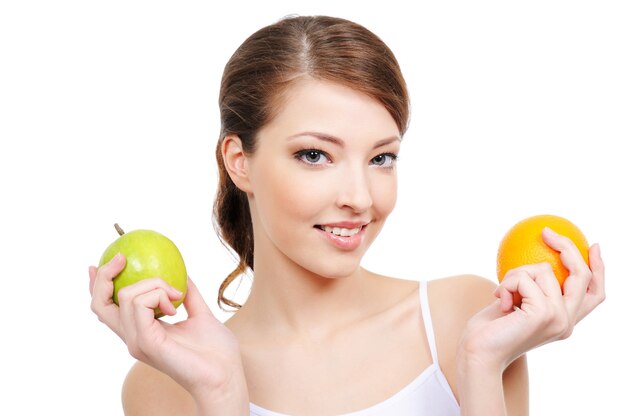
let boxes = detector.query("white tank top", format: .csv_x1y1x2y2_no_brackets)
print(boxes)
249,281,461,415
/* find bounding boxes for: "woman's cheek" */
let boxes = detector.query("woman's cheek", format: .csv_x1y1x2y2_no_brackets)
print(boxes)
268,169,329,218
373,174,397,216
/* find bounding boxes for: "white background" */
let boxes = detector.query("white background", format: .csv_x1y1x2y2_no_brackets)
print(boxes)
1,1,624,414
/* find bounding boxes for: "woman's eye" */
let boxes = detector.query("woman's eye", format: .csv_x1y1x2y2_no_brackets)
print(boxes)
296,150,329,165
370,153,397,167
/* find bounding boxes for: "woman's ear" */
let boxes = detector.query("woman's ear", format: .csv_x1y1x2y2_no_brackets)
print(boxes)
222,135,252,193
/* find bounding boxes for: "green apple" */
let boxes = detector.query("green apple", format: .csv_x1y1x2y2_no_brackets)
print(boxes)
99,224,187,316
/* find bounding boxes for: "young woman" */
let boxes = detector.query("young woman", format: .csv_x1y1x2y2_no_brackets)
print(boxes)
89,15,605,416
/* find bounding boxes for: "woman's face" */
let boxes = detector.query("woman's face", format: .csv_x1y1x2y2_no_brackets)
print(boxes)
246,78,401,278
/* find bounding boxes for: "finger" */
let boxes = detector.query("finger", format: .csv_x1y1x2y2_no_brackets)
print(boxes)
117,277,182,335
90,254,126,335
543,227,591,288
183,277,214,318
499,270,543,309
501,264,576,341
588,243,605,295
117,278,181,350
578,243,606,321
494,285,515,312
135,289,178,319
123,288,174,360
505,262,562,297
117,277,184,306
91,253,126,307
543,227,593,318
89,266,97,295
500,264,561,310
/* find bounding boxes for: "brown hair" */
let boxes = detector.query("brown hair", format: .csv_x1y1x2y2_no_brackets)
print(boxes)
213,15,410,310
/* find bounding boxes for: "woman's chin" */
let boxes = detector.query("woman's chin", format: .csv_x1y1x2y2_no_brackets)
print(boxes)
309,261,363,281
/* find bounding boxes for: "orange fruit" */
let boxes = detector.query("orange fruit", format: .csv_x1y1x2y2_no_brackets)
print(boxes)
496,214,590,288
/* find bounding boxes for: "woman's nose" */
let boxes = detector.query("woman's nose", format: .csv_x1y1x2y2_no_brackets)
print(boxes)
336,166,373,214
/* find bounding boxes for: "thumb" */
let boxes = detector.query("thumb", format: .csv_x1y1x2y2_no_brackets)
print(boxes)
91,253,126,302
99,253,127,280
89,266,97,295
183,277,213,318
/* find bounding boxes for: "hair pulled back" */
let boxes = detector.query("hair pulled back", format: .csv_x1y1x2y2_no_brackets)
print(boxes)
214,15,410,310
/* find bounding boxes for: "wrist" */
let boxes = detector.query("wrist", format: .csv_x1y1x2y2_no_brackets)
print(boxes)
456,348,507,416
457,346,504,378
191,366,249,415
456,348,506,416
457,330,510,373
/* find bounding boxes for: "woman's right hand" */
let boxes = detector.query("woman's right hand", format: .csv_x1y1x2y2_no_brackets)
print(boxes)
89,254,248,409
460,229,605,368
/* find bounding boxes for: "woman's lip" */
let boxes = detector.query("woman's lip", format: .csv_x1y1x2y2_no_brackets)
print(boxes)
316,221,370,228
315,224,367,250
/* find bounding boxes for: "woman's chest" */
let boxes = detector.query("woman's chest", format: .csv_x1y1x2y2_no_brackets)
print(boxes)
242,321,433,415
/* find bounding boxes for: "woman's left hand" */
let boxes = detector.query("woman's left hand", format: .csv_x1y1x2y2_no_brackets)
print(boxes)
460,227,605,369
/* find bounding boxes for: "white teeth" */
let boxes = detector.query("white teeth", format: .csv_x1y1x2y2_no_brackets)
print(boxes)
321,226,362,237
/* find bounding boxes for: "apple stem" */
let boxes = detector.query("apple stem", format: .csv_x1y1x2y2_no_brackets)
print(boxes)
114,223,125,236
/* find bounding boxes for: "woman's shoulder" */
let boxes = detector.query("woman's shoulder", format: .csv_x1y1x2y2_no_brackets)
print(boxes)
429,274,497,308
426,275,499,396
366,272,497,329
377,273,497,313
122,361,196,416
428,274,497,324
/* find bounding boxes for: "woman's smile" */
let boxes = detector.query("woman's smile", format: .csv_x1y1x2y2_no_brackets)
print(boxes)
314,222,369,250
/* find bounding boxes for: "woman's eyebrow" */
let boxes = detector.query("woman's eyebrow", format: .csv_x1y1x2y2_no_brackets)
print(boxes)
286,132,400,148
373,137,401,148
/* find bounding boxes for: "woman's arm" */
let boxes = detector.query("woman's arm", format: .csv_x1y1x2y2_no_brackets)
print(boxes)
122,362,250,416
122,362,196,416
455,229,605,415
432,275,529,415
503,355,529,415
456,350,529,416
89,256,250,415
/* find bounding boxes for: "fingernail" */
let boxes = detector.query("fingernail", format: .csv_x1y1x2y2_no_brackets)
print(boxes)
543,226,558,237
114,253,123,261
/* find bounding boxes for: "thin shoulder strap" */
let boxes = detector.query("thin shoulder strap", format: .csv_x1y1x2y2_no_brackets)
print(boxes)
419,281,439,365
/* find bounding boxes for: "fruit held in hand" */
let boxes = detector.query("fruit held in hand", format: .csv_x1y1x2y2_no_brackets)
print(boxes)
496,214,589,289
99,224,187,316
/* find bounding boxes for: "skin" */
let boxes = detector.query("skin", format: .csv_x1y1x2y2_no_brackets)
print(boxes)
89,78,605,416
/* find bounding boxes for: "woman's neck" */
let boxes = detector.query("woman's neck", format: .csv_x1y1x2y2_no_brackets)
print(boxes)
233,243,379,343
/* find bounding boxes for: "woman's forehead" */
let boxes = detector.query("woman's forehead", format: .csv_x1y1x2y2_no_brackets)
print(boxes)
260,78,400,143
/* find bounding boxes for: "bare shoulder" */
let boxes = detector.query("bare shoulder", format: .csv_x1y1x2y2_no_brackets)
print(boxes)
426,275,498,397
122,361,195,416
429,274,497,319
428,275,529,409
427,274,498,343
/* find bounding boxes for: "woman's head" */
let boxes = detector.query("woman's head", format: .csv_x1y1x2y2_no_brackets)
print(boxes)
214,15,410,309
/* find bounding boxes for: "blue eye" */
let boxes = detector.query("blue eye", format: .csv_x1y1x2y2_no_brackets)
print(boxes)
370,153,397,167
296,149,330,165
